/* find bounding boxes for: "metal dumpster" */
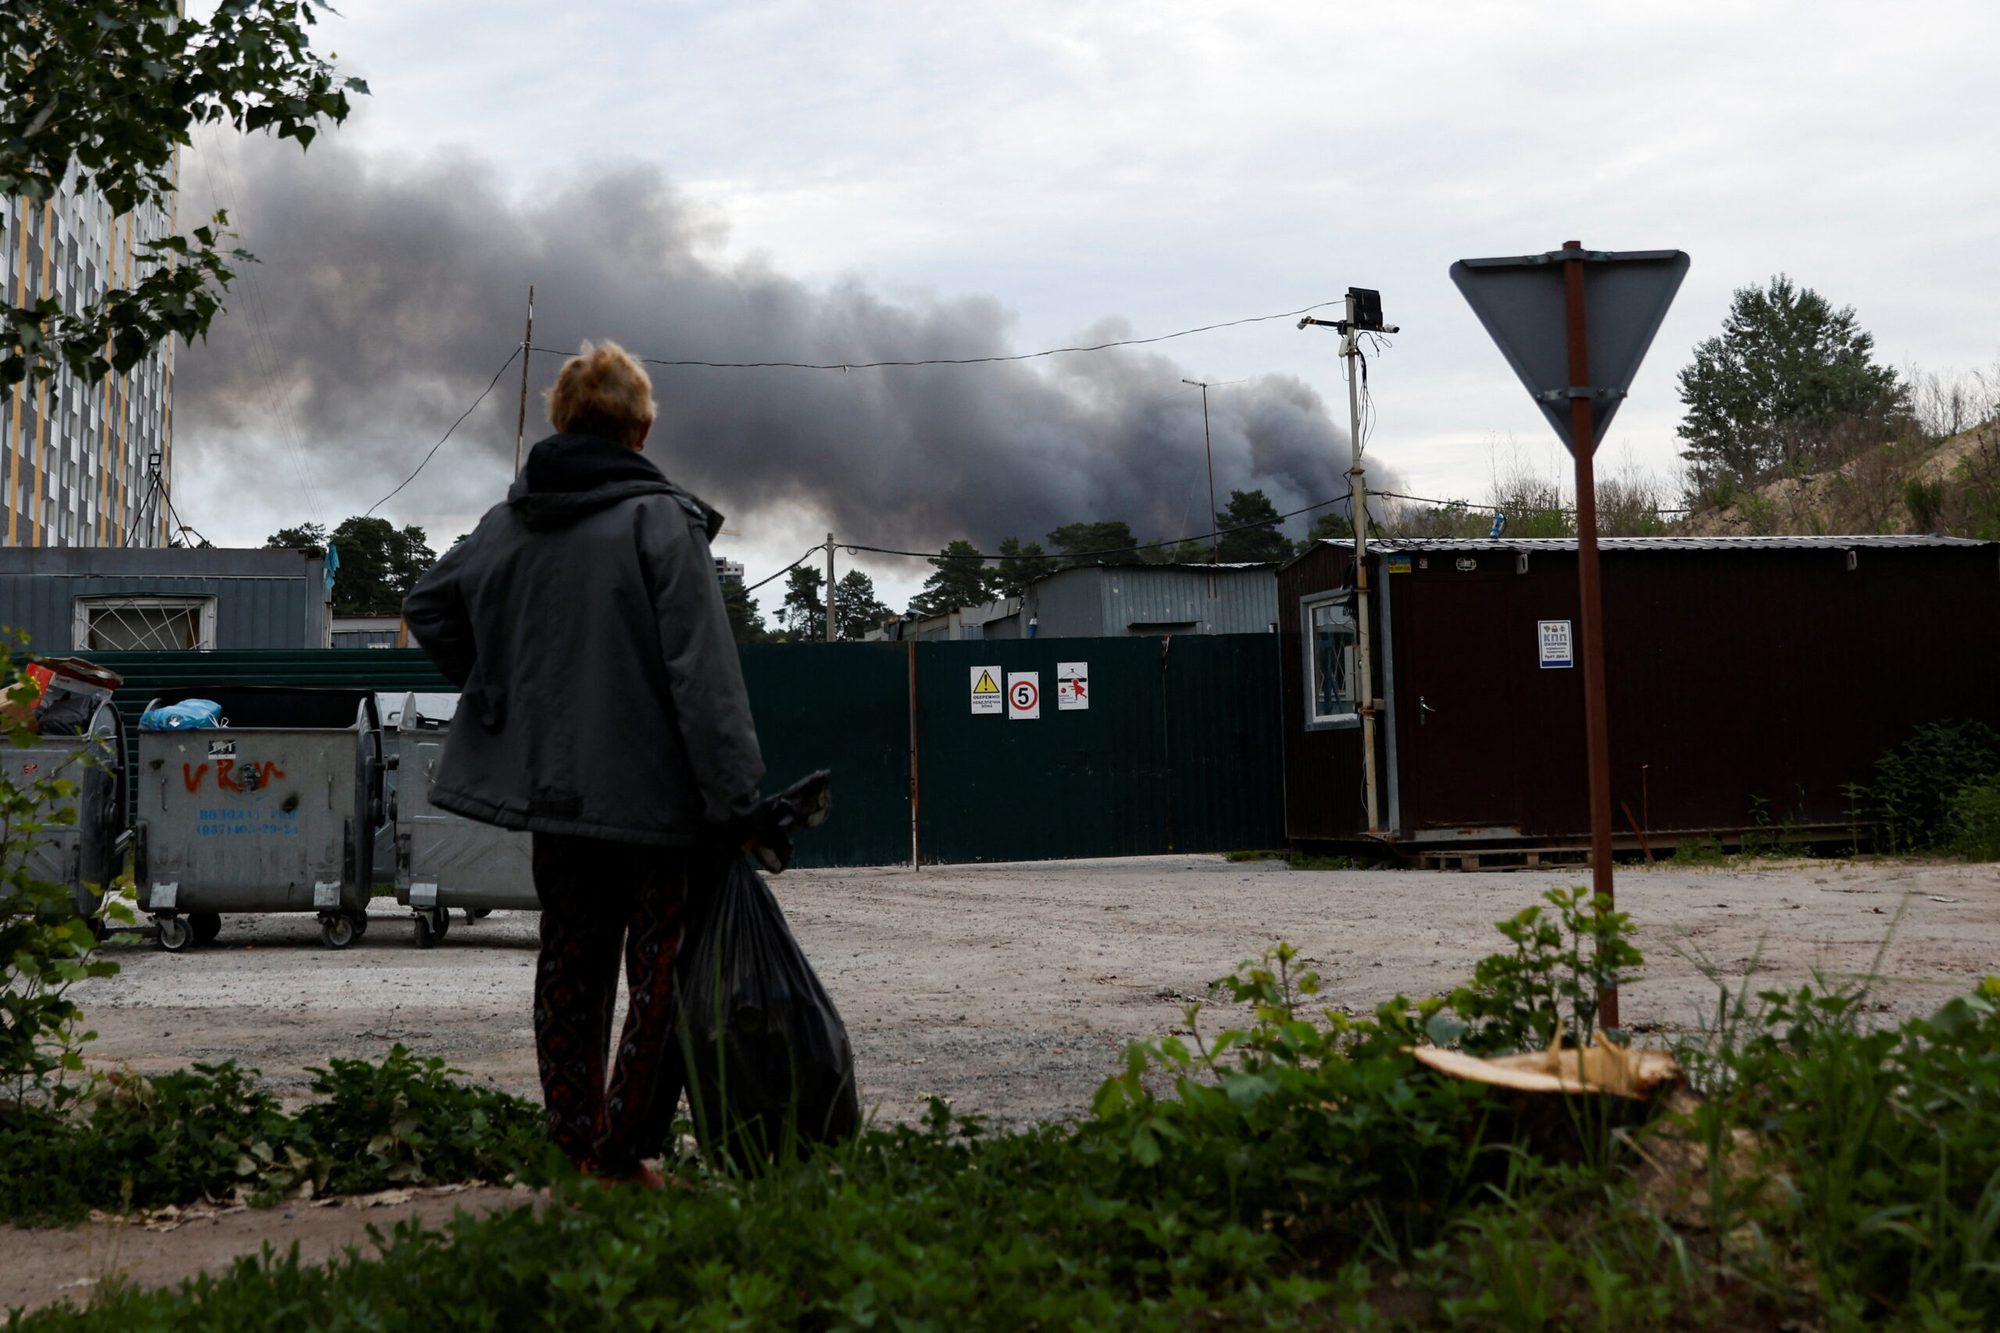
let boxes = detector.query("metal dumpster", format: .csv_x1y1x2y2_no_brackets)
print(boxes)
135,686,383,951
391,692,536,947
5,696,127,923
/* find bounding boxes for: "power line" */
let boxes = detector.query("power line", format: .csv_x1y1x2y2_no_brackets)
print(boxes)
743,545,825,594
366,347,521,518
837,489,1357,563
524,298,1345,373
1377,488,1691,517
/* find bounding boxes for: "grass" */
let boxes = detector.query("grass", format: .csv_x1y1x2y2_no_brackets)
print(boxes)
7,892,1999,1328
1225,847,1396,871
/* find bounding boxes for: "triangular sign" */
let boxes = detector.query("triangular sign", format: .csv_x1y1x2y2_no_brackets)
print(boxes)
973,670,999,694
1450,248,1689,454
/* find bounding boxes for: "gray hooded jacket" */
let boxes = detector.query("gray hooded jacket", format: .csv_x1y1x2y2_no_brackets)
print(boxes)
402,432,764,845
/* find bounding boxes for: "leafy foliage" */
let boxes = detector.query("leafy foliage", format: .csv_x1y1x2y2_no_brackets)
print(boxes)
1865,719,2000,853
989,535,1056,596
720,579,769,644
832,569,891,640
0,655,122,1124
264,516,436,616
905,539,991,617
776,564,824,640
1046,519,1139,566
1947,780,2000,861
1677,275,1909,498
1446,887,1642,1052
1212,488,1291,562
0,1,365,388
0,1047,546,1224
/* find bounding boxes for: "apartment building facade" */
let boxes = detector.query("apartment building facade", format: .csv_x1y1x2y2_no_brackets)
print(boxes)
1,176,175,549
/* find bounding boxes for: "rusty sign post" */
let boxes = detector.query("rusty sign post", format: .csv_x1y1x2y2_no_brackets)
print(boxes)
1450,244,1689,1032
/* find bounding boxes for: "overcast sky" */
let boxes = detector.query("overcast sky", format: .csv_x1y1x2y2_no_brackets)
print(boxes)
173,1,2000,614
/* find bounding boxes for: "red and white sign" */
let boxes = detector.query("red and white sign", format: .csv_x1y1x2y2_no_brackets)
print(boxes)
1007,671,1041,720
1056,661,1089,710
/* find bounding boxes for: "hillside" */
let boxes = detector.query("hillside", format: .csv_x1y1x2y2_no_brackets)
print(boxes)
1678,417,2000,540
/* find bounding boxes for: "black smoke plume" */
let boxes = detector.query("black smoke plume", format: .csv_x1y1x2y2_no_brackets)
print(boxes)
177,135,1373,556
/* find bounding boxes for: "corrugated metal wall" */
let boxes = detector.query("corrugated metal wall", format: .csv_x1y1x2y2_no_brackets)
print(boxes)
913,635,1285,863
82,636,1287,866
0,549,327,651
737,642,911,868
1025,566,1279,637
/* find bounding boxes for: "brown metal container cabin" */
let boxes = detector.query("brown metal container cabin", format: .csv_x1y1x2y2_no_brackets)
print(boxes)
1278,536,2000,856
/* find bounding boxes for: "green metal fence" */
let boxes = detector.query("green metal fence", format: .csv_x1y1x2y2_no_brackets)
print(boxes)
911,636,1284,863
83,636,1284,866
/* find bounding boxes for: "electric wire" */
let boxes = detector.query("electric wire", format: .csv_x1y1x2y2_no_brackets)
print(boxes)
836,489,1357,564
524,299,1344,372
742,546,826,594
365,347,520,518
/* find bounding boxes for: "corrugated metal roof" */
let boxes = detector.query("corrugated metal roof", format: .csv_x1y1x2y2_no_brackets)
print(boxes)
1314,535,1995,554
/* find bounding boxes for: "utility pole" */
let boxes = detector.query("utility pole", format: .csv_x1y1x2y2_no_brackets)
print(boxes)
825,533,837,642
512,285,536,477
1181,379,1220,560
1301,288,1399,837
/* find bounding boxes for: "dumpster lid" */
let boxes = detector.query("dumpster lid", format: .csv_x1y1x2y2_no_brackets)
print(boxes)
380,692,458,729
146,685,378,731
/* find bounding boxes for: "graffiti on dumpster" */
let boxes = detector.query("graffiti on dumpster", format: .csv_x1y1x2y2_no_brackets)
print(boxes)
196,805,302,837
182,759,287,794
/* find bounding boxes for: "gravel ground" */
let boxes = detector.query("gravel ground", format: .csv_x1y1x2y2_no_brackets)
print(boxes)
10,852,1997,1313
73,852,2000,1125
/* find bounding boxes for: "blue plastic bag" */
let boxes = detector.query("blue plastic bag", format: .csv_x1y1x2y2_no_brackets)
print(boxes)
138,699,224,731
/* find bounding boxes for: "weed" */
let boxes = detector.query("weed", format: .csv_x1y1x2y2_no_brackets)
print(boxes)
1446,886,1642,1052
1946,779,2000,860
0,1046,546,1224
1867,719,2000,853
1671,834,1729,866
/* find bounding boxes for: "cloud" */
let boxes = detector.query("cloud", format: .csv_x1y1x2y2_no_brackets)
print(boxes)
175,135,1378,559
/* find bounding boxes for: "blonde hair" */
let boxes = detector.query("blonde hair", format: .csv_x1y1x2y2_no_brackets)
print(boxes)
545,340,656,442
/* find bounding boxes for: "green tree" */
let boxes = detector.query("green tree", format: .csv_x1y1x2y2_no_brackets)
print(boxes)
1213,489,1291,562
1046,521,1138,568
267,516,434,615
1296,508,1352,554
778,565,826,641
721,581,769,645
990,537,1057,597
265,522,328,554
907,540,992,617
1676,275,1909,497
834,570,891,640
2,1,366,389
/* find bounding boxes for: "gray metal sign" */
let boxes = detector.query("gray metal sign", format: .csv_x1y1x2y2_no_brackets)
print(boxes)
1450,248,1689,453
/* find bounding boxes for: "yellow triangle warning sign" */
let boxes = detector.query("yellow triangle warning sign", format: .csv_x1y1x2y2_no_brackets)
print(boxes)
973,670,1000,694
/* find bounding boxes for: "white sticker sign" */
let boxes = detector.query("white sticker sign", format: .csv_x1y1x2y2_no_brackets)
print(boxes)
1007,671,1041,720
1538,619,1574,669
970,665,1003,715
1056,661,1089,710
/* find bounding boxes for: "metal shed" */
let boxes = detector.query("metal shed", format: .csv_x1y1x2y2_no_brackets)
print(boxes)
1008,563,1279,638
1278,535,2000,858
0,548,330,654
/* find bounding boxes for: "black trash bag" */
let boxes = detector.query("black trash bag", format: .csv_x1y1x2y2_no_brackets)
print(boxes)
673,850,861,1170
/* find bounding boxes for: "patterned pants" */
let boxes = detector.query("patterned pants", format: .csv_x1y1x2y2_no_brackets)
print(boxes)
530,833,689,1176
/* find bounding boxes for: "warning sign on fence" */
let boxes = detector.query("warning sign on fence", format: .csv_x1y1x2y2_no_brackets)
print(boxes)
1007,671,1041,720
1056,661,1089,710
970,666,1003,715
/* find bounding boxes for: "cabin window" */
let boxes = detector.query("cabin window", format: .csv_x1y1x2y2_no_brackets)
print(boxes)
1302,595,1358,730
72,595,217,651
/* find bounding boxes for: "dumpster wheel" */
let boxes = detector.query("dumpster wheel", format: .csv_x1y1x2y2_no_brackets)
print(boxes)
320,912,360,950
189,911,222,946
156,914,191,952
414,907,450,949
